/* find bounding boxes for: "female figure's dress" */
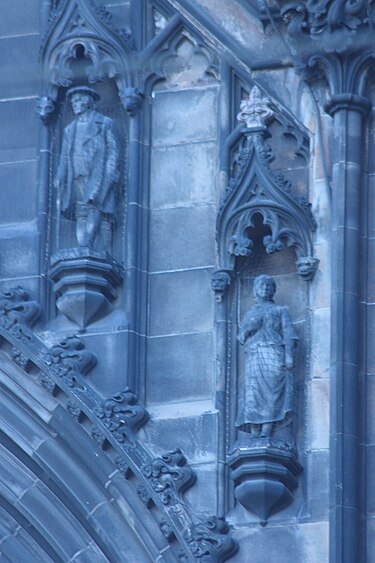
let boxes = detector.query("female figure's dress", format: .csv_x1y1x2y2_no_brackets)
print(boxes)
236,301,298,432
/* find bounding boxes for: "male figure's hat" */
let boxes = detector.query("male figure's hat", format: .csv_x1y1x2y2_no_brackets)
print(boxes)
66,86,101,101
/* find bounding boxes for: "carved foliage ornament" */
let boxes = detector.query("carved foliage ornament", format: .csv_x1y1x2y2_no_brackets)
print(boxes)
0,287,41,342
0,286,238,561
179,516,238,562
142,448,196,505
281,0,374,37
95,388,149,440
279,0,375,56
217,87,317,278
43,336,96,387
237,86,274,129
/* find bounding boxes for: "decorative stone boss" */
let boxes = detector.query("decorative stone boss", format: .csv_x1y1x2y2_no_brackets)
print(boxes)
54,86,120,250
236,275,298,439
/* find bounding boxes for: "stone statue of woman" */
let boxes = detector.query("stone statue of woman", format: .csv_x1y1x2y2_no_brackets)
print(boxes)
236,275,298,438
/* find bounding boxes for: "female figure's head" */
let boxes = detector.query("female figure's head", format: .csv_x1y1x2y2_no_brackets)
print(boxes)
253,275,276,301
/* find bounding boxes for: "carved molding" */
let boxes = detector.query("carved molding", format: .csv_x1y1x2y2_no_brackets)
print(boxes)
280,1,374,40
142,17,219,92
43,335,96,387
277,3,375,98
0,287,238,562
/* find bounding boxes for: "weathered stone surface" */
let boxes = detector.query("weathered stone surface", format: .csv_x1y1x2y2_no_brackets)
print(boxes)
147,331,213,404
0,224,39,278
305,450,329,520
306,378,330,450
152,87,218,146
0,35,40,99
0,99,38,163
149,205,216,272
310,308,330,380
145,402,218,462
184,461,218,514
0,161,37,223
232,521,328,563
149,269,214,336
150,142,217,209
104,3,131,31
0,0,40,36
79,331,129,396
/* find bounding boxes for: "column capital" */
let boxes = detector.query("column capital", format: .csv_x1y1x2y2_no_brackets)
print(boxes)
324,93,372,117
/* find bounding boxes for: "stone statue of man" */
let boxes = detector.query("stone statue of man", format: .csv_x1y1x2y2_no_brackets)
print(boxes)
54,86,120,249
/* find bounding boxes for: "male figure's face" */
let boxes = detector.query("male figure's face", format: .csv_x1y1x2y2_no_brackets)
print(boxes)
71,93,91,115
255,278,275,301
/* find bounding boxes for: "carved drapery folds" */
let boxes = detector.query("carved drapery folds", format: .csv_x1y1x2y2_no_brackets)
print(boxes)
230,274,302,523
217,85,317,283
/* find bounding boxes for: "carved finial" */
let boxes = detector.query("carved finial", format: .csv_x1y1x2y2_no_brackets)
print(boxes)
35,96,55,124
237,86,274,130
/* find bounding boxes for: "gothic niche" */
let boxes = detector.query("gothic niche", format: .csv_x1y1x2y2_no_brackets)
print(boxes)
39,0,134,328
229,273,303,525
215,85,316,524
49,84,123,328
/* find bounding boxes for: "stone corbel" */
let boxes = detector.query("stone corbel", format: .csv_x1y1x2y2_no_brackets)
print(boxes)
119,87,144,116
211,270,232,302
35,95,56,124
228,446,302,525
49,248,122,329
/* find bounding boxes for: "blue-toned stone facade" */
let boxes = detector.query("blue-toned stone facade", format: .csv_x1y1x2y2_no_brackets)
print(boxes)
0,1,374,562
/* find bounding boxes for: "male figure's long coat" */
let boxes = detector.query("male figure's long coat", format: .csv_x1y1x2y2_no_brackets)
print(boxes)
56,110,120,215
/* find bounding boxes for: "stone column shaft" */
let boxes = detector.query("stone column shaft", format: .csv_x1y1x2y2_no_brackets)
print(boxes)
328,95,370,563
125,112,147,396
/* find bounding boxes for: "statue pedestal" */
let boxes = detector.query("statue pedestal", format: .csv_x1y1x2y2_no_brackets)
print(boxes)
228,445,302,525
49,248,122,328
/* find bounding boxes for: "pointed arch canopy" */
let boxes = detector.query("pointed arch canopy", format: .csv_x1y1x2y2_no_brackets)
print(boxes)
217,128,317,275
40,0,133,100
